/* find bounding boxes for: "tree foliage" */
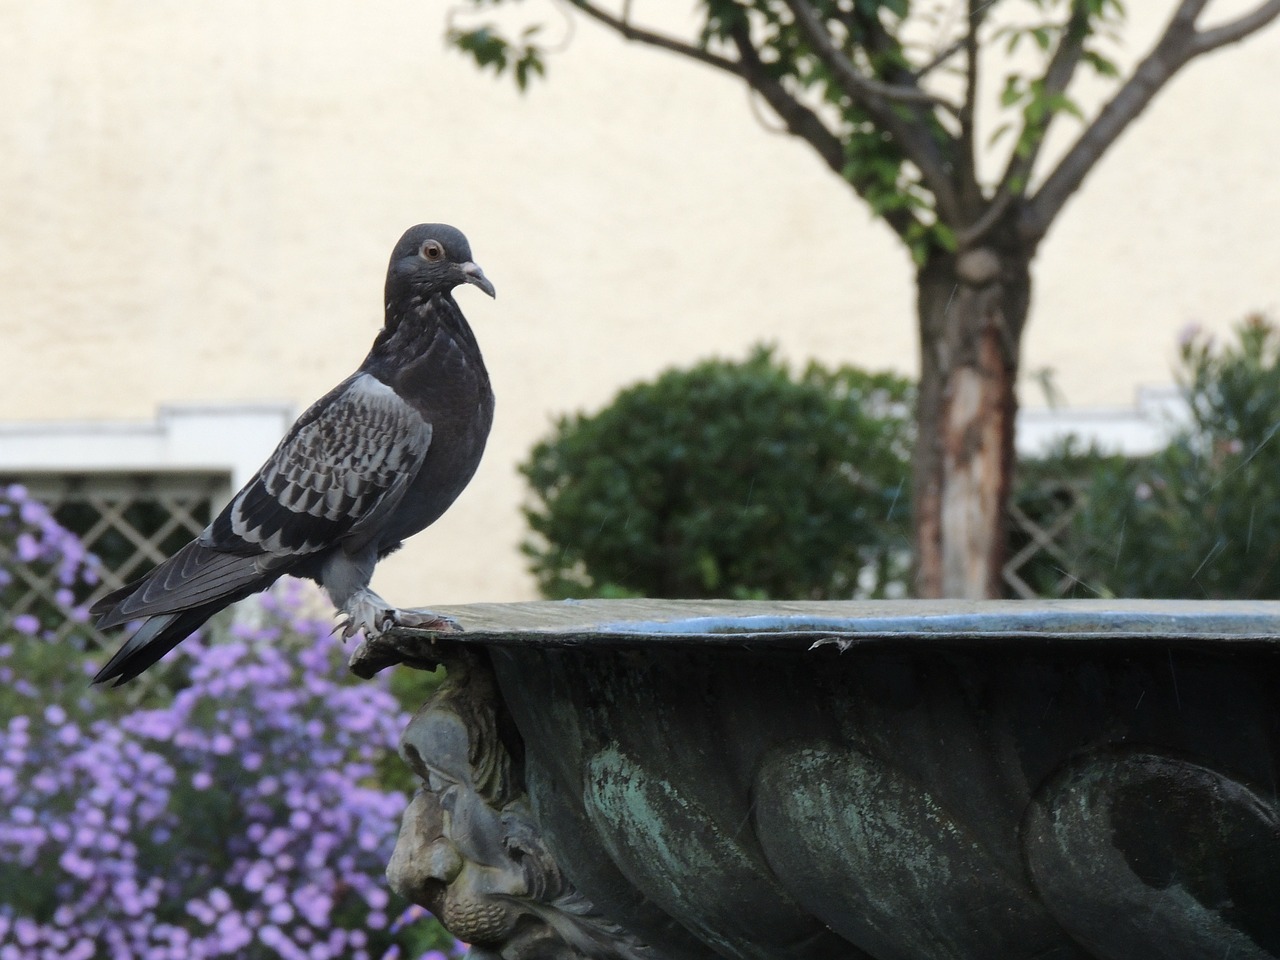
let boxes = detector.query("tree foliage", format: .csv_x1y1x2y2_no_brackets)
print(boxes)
447,0,1278,263
520,347,914,600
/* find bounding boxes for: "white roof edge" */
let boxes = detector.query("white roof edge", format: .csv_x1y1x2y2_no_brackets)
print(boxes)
1017,385,1188,457
0,387,1186,484
0,403,295,495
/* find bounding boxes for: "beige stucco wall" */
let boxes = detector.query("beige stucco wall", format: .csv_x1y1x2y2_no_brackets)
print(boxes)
1,2,1278,604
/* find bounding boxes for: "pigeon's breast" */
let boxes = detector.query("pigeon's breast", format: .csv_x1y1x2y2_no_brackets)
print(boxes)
377,341,494,550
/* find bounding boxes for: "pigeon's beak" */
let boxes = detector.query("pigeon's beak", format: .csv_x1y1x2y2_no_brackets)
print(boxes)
460,262,496,299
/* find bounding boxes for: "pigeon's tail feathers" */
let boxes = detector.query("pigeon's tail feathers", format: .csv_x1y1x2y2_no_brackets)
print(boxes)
92,541,274,629
92,606,219,686
92,540,283,684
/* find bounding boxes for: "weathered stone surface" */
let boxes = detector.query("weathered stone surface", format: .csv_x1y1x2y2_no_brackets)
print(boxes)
1024,751,1280,959
373,600,1280,960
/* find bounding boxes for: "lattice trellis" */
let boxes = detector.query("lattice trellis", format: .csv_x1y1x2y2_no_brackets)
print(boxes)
1003,477,1091,599
1,472,229,648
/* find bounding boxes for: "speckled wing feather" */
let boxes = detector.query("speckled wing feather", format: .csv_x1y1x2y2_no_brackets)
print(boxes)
93,373,432,627
217,372,433,556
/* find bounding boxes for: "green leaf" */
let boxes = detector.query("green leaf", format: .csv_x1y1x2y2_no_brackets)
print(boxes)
1082,48,1120,78
449,26,510,72
514,49,546,90
1001,74,1025,107
1019,314,1280,599
931,222,958,253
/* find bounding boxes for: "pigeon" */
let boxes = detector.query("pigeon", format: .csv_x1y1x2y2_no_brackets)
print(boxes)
91,223,496,685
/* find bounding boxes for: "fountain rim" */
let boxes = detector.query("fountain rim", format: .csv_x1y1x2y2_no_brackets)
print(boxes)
390,598,1280,651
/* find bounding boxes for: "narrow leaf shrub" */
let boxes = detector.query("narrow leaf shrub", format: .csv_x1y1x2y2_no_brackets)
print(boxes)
1022,315,1280,599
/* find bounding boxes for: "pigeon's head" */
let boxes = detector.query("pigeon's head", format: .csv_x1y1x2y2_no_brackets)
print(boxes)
386,223,496,302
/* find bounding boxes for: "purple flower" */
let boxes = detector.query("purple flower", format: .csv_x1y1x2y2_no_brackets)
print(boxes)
10,613,39,635
18,500,46,526
14,532,40,563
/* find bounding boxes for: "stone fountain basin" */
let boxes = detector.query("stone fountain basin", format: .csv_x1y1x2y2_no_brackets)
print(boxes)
384,599,1280,960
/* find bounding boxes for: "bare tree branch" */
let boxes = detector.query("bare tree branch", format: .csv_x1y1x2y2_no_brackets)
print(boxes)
914,36,967,81
782,0,960,111
562,0,921,239
564,0,741,77
957,187,1018,249
782,0,964,224
960,6,1091,247
996,9,1087,198
725,24,919,242
954,0,983,221
724,27,842,174
1193,0,1280,53
1021,0,1278,244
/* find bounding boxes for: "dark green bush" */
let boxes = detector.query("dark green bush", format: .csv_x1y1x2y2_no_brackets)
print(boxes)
520,346,914,600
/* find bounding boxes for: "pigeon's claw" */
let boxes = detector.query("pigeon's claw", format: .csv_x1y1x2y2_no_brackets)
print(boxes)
336,589,464,642
337,617,364,641
336,587,395,642
346,607,465,680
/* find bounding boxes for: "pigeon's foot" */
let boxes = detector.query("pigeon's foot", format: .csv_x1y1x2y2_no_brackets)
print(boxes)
335,587,394,641
336,588,463,641
344,596,465,679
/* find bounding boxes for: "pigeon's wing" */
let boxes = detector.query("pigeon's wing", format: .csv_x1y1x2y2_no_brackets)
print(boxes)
213,372,433,557
93,373,432,627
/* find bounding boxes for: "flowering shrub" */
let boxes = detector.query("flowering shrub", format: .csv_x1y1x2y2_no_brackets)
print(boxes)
0,488,459,959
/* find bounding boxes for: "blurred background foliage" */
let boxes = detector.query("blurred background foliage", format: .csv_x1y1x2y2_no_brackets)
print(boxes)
522,317,1280,601
1057,314,1280,599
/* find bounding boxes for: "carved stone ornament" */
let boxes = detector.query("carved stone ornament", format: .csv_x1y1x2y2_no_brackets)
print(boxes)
377,647,659,960
355,598,1280,960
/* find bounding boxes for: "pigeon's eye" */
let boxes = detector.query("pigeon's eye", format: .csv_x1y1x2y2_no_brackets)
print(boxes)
421,241,445,261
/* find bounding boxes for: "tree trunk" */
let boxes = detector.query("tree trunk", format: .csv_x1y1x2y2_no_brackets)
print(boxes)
912,243,1031,599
